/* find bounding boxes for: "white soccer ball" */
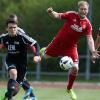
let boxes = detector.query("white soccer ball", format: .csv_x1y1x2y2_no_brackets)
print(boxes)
59,56,73,70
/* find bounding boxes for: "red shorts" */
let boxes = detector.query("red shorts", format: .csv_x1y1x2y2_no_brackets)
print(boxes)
45,45,78,63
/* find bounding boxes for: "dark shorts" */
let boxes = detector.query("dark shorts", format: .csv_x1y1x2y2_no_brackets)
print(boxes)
5,60,27,83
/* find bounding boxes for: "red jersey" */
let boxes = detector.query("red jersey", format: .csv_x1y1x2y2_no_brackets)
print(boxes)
45,11,92,61
97,27,100,36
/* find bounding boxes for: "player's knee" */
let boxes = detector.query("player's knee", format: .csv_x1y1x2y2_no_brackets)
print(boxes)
73,66,79,71
72,63,79,70
7,79,20,96
9,69,17,79
71,64,79,74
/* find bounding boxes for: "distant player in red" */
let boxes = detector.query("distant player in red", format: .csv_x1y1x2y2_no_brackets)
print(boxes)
40,1,98,100
95,27,100,51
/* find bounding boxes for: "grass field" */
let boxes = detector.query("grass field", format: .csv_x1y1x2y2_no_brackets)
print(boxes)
0,82,100,100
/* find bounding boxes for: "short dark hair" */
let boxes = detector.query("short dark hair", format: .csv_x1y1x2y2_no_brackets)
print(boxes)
6,13,18,25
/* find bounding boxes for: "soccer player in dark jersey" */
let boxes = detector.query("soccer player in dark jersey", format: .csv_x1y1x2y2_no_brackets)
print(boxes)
0,15,41,100
40,1,98,100
5,13,39,100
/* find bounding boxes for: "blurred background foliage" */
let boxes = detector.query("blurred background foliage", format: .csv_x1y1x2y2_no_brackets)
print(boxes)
0,0,100,73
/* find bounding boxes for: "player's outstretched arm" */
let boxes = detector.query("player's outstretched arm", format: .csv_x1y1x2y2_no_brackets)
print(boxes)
47,7,60,19
87,36,100,63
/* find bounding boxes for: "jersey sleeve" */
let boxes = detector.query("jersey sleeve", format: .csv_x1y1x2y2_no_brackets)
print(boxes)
85,21,92,36
22,34,37,46
0,34,6,48
22,34,40,56
0,34,5,44
0,36,2,44
59,11,76,20
17,27,25,34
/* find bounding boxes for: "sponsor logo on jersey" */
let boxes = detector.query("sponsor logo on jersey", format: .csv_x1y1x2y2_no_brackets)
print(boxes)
70,24,82,32
6,42,9,44
8,45,15,51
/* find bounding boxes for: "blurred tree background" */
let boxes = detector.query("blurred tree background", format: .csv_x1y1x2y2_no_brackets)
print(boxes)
0,0,100,74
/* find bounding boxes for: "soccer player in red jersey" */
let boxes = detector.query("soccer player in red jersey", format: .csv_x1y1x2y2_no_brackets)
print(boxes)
40,1,98,100
95,27,100,50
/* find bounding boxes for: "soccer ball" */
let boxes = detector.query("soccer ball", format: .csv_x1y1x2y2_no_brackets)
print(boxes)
59,56,73,70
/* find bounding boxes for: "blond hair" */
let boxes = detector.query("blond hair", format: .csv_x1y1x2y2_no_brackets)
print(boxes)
78,1,89,7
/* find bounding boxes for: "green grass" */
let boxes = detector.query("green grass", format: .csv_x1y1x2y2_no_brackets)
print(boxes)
0,86,100,100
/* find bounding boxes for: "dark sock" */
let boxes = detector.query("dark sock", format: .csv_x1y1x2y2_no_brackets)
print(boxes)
22,80,30,90
22,80,35,97
7,79,15,99
7,79,20,98
30,92,34,97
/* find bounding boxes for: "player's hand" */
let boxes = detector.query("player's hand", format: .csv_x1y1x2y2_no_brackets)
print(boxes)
33,56,41,63
47,7,53,13
91,51,100,63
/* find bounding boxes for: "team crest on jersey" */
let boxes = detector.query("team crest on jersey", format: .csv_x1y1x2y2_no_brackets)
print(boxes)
73,19,76,22
6,42,9,44
82,24,86,29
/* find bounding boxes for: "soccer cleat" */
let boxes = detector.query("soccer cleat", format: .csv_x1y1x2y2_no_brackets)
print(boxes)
8,98,13,100
40,47,46,57
23,86,33,100
67,89,77,100
29,97,37,100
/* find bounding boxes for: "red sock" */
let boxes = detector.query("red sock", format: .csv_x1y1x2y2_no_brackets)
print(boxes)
67,71,77,90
